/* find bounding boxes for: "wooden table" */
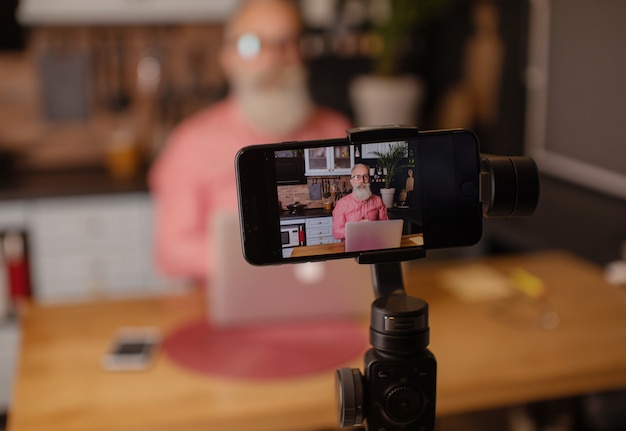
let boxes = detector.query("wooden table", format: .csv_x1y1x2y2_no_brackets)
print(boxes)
290,234,424,257
404,250,626,414
8,250,626,431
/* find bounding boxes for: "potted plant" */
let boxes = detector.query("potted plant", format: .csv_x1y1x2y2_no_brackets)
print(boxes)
350,0,446,126
372,142,409,208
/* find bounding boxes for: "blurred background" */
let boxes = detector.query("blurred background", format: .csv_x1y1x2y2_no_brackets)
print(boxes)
0,0,625,430
0,0,622,265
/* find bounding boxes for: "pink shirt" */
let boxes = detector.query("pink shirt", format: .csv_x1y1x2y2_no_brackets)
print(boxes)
149,97,351,281
332,193,388,240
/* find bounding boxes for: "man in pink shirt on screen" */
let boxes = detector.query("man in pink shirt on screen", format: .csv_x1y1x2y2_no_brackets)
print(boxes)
149,0,350,282
332,164,389,240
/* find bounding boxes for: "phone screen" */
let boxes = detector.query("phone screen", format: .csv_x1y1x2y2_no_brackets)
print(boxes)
236,129,482,265
101,328,161,371
113,341,155,356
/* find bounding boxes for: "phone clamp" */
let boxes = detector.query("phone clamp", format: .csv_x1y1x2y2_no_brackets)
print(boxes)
336,261,436,431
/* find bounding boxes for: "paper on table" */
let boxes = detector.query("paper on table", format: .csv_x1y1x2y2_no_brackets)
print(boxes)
438,264,513,303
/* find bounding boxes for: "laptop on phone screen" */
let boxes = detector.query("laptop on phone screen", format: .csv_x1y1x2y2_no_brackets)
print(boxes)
344,219,404,253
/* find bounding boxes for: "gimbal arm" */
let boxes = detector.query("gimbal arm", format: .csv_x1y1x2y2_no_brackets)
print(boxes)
371,262,406,298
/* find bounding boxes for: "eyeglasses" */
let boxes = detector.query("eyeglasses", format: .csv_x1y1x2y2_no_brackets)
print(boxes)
232,32,301,60
351,174,370,182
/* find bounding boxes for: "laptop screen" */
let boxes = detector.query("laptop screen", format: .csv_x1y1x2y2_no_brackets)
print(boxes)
208,213,373,327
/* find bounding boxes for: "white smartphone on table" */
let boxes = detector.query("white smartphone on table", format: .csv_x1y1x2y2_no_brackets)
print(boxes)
101,327,161,371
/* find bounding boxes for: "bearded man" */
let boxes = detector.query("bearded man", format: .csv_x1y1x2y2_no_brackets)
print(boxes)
149,0,350,281
332,164,389,240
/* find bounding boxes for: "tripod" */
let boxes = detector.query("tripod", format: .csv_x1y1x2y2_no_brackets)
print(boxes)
336,261,437,431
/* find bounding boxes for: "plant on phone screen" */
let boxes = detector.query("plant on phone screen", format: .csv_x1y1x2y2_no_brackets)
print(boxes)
372,142,409,189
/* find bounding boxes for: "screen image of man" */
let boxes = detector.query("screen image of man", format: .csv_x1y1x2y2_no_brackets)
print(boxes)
332,164,389,240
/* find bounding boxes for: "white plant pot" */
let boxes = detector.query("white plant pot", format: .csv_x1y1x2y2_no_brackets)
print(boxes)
349,74,424,127
380,188,396,209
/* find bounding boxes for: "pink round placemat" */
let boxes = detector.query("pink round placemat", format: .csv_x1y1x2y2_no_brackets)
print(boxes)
162,318,368,379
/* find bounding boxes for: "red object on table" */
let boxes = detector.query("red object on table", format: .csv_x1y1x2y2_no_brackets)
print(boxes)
2,231,32,300
7,259,31,299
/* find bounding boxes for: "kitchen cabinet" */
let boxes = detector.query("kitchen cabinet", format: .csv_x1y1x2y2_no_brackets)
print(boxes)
304,145,354,176
0,193,170,305
0,201,27,229
305,216,340,246
275,155,306,184
361,141,409,159
28,193,168,303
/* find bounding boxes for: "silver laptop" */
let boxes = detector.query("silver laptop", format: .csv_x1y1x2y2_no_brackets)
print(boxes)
344,219,404,253
208,213,373,327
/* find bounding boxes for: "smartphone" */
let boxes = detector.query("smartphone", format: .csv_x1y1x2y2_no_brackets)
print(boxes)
236,128,482,265
101,327,161,371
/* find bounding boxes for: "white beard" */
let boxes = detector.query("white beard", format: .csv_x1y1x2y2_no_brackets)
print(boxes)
232,64,313,137
352,183,372,202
